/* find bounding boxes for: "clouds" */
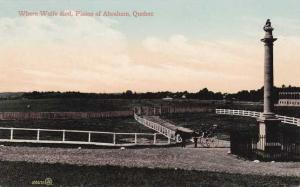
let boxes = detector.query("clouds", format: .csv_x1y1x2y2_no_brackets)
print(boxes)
141,34,257,69
132,33,300,92
133,34,264,89
0,15,299,93
0,16,123,44
0,16,131,92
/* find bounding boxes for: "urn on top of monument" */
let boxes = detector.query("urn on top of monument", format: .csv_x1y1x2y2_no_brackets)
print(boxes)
261,19,277,43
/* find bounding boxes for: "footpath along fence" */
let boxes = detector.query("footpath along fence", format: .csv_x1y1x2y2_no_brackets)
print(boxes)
216,109,300,127
0,111,133,120
134,114,177,141
134,114,230,148
0,127,172,146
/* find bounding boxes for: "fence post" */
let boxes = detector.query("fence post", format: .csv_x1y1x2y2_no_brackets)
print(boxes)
62,130,65,142
134,133,137,144
113,133,116,145
10,128,14,140
153,133,156,144
37,129,40,141
168,136,171,144
88,132,91,142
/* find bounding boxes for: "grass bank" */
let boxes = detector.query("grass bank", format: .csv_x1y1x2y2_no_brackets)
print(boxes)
0,161,299,187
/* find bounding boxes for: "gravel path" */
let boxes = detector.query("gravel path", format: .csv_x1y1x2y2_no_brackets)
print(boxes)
0,145,299,177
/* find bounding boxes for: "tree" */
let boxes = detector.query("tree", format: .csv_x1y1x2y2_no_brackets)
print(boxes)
125,90,133,95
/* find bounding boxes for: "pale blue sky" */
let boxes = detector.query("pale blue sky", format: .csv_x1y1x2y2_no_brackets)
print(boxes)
1,0,300,41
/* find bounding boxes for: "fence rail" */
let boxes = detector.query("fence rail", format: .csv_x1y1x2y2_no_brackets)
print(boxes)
134,114,175,142
0,127,171,146
216,109,300,127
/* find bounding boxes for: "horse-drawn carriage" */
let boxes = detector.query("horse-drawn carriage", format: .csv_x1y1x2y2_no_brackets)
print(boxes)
175,124,218,148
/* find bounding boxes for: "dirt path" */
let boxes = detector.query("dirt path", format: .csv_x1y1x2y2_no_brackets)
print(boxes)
0,145,299,177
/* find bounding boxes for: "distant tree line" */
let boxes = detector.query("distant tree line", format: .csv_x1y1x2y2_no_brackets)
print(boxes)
14,85,300,101
280,85,300,92
20,89,223,100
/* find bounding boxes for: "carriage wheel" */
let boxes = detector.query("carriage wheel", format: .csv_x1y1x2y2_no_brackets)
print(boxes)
205,138,210,147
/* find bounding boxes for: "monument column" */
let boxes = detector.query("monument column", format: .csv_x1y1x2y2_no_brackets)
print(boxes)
261,19,277,118
257,19,281,150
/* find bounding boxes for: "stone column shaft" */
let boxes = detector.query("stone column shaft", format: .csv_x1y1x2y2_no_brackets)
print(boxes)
261,20,277,118
263,42,274,115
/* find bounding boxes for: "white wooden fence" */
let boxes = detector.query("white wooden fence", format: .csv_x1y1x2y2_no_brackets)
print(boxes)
216,109,300,127
0,127,171,146
134,114,175,142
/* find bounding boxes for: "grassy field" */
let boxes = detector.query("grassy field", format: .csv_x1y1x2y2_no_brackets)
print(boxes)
0,98,299,142
0,98,216,112
0,98,299,116
0,99,299,186
0,99,299,148
162,109,300,141
0,117,151,132
162,112,257,140
0,98,137,112
0,161,299,187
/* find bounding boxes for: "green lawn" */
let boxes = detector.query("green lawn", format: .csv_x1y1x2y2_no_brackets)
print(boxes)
0,98,225,112
0,117,151,133
0,98,137,112
162,112,257,140
0,161,299,187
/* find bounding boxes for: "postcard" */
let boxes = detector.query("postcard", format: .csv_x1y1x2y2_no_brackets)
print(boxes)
0,0,299,186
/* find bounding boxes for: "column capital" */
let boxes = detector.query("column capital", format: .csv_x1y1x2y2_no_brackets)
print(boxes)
261,19,277,43
261,38,277,43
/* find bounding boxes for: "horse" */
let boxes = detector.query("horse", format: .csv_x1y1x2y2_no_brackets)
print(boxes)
199,124,218,138
198,124,218,147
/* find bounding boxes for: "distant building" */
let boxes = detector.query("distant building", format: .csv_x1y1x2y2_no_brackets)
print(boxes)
162,96,173,101
278,92,300,106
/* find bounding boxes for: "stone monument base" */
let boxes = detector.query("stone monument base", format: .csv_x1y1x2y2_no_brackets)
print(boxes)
257,116,281,151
